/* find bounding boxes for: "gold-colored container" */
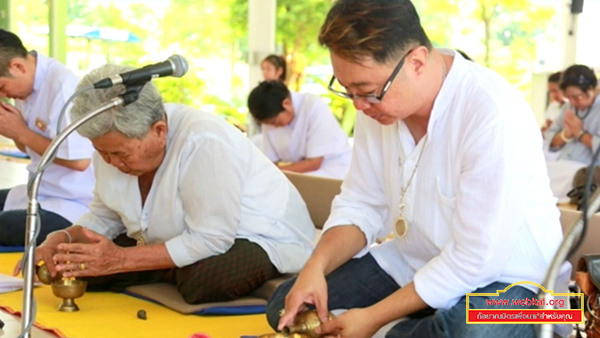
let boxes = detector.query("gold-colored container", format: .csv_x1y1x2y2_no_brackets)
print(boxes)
282,310,335,338
50,279,87,312
35,263,62,285
257,334,309,338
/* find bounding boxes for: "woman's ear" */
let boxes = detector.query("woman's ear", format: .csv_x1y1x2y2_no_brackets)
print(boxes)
151,120,168,139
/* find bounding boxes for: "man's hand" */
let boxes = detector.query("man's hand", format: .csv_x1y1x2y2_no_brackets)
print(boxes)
279,265,330,331
0,102,28,140
316,308,381,338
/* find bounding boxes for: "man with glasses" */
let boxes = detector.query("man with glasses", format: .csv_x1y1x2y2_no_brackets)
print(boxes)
266,0,569,337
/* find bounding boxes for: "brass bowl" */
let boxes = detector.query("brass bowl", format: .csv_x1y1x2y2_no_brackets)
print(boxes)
51,279,87,312
257,334,309,338
36,264,61,285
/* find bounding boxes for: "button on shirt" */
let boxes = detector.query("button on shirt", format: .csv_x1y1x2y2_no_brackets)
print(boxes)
323,50,567,310
5,52,95,222
77,104,315,272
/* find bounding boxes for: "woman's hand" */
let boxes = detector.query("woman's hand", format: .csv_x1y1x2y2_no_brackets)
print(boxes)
564,110,583,138
316,308,381,338
53,228,127,278
13,232,69,279
279,265,330,331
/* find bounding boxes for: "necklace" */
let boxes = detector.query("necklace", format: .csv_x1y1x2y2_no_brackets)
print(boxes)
394,55,446,238
395,134,428,237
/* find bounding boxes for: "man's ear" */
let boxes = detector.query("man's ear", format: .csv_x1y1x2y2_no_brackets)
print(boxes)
282,97,293,111
405,46,430,78
8,58,27,77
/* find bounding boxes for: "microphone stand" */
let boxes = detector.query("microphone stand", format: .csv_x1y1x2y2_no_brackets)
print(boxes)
20,91,138,338
538,186,600,338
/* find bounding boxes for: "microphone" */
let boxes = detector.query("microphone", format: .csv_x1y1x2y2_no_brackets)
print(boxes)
93,54,189,89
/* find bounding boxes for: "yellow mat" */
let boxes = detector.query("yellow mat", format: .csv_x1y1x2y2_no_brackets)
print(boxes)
0,253,273,338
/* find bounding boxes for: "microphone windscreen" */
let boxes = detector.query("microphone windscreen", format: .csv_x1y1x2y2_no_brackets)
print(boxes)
168,54,189,78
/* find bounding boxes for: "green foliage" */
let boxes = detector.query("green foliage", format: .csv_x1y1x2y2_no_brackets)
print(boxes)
12,0,556,136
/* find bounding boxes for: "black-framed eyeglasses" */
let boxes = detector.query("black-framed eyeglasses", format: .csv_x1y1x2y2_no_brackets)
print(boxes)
327,49,413,104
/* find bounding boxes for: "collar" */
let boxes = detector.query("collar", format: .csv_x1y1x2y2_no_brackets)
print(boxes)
31,51,46,94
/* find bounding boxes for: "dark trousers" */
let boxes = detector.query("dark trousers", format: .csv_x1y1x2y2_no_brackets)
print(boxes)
0,188,71,246
86,235,282,304
266,254,537,338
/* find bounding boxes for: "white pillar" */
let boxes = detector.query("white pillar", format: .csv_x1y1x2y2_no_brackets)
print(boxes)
247,0,276,136
559,0,578,68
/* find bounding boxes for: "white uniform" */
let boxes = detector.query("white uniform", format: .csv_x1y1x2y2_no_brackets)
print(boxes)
323,50,568,310
5,52,94,222
261,92,352,179
77,104,315,273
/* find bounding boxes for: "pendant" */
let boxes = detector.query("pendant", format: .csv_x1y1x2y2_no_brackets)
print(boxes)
395,216,408,237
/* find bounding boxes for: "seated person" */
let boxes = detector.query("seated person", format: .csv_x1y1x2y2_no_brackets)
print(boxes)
262,54,287,82
541,71,567,134
0,29,95,246
545,64,600,164
247,81,352,179
266,1,568,337
16,64,316,304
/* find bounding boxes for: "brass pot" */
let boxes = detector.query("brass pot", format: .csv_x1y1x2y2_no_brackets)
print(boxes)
257,334,309,338
50,279,87,312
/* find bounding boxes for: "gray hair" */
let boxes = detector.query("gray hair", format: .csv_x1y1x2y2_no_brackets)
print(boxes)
70,64,166,140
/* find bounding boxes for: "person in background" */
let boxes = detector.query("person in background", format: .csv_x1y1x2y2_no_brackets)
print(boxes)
0,29,95,246
266,0,568,337
249,54,288,147
262,54,287,82
15,64,315,305
546,65,600,164
248,80,351,179
542,71,567,134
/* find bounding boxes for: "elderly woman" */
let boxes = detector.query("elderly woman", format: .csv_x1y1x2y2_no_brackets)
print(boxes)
546,64,600,164
16,64,316,304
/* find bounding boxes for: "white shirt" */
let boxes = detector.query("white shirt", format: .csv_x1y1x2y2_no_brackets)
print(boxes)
261,92,352,179
323,50,566,310
5,52,95,222
544,97,600,164
545,101,562,123
77,104,315,273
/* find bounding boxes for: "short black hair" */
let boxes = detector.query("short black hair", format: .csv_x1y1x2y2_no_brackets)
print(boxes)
0,29,28,77
247,81,290,121
560,65,597,92
548,71,561,83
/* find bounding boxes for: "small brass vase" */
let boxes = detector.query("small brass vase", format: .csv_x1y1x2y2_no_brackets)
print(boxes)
282,310,335,338
50,279,87,312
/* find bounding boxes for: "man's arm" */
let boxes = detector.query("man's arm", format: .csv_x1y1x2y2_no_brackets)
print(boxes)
0,102,90,171
278,157,324,173
16,128,91,171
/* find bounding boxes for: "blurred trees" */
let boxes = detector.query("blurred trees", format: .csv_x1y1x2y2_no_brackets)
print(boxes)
13,0,557,134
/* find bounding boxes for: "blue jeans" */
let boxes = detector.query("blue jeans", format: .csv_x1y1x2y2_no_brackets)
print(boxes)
0,188,71,246
266,254,537,338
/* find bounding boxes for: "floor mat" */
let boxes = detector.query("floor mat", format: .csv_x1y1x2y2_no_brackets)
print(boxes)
0,253,274,338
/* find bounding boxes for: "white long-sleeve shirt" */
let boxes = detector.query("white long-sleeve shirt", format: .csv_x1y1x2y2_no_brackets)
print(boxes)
77,104,315,273
323,50,566,309
262,92,352,179
6,52,95,222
